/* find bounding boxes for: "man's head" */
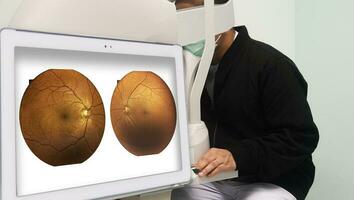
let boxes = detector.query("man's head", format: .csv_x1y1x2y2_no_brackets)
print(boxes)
175,0,235,64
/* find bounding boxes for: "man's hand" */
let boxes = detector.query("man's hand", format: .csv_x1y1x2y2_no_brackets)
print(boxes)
193,148,237,177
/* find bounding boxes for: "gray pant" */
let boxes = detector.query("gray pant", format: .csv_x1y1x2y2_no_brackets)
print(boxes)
171,180,296,200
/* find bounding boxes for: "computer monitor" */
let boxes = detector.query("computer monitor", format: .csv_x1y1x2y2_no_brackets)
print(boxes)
0,29,190,200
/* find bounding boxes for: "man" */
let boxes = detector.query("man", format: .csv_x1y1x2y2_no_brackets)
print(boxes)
172,0,319,200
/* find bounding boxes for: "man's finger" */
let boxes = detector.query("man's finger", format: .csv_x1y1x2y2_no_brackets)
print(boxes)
194,153,216,170
199,158,223,176
208,164,226,177
194,160,208,171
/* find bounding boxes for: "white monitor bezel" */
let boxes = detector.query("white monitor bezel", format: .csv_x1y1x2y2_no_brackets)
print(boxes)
0,28,191,200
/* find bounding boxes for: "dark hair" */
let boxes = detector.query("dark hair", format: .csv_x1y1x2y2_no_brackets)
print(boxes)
214,0,229,4
175,0,229,6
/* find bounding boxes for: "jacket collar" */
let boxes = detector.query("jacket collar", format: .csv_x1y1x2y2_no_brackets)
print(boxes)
214,25,251,101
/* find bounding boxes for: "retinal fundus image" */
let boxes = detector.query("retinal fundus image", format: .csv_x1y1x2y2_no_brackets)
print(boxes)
110,71,177,156
19,69,105,166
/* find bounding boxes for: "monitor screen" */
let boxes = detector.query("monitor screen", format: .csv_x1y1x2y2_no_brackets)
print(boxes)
14,45,182,195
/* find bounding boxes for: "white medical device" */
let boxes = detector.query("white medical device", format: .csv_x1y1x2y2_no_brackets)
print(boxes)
0,0,237,199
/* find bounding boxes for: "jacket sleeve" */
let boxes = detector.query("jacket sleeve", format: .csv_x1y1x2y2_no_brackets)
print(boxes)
227,57,319,181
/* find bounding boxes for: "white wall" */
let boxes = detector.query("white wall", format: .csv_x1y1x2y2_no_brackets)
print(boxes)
0,0,22,28
295,0,354,199
234,0,295,60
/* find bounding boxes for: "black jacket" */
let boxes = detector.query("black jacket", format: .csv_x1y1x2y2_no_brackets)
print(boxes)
201,26,319,200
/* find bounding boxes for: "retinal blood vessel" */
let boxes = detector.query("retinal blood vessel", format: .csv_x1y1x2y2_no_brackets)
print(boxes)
19,69,105,166
110,71,177,156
